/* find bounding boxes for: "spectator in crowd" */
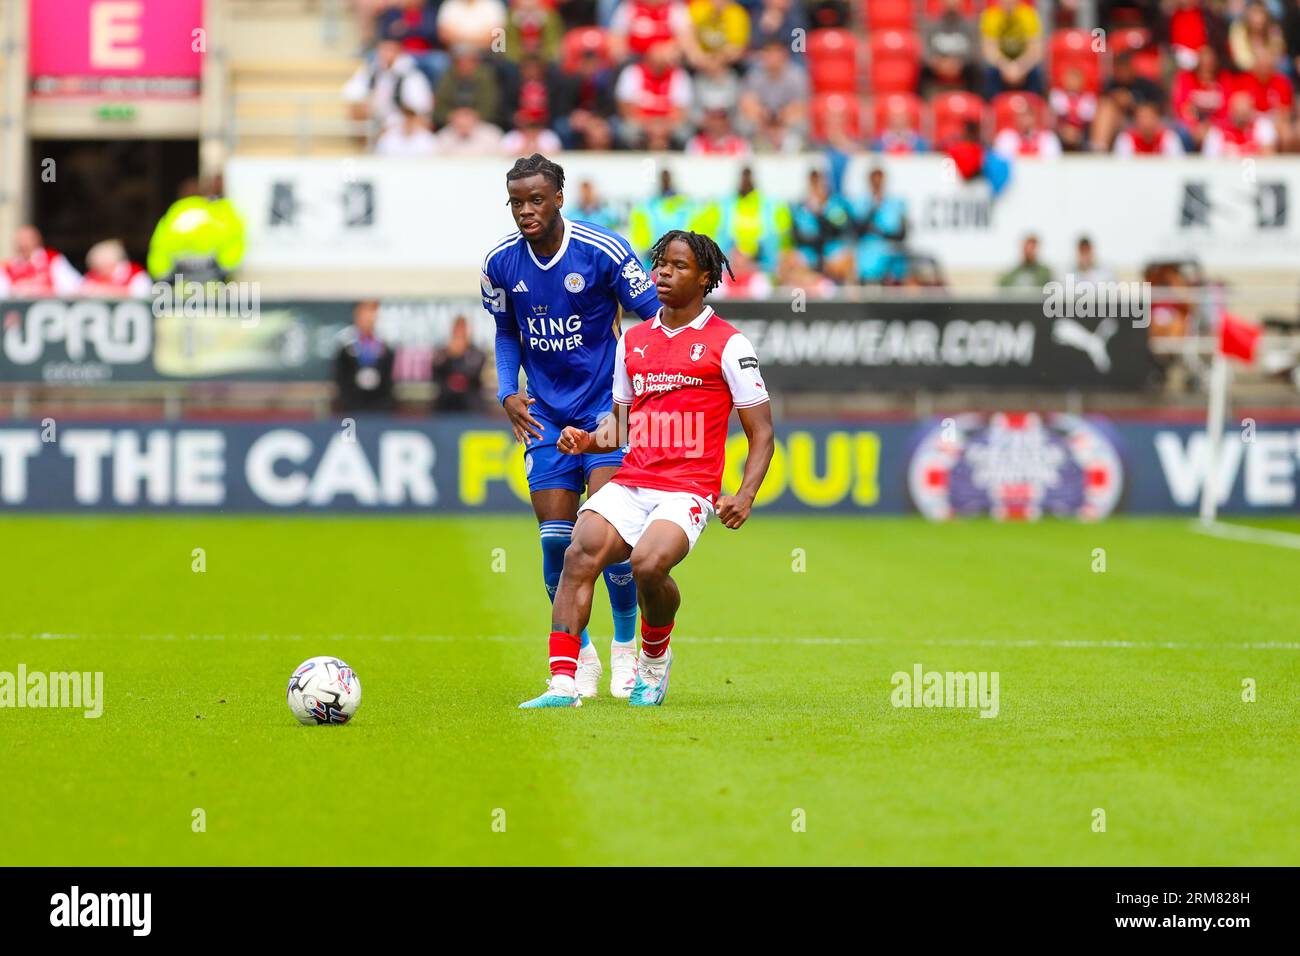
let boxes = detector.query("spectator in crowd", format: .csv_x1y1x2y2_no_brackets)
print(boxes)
993,98,1062,157
343,36,435,132
505,0,564,63
1201,88,1278,154
437,0,507,51
1049,65,1097,152
572,179,620,229
1172,46,1231,150
147,176,245,284
687,0,751,70
980,0,1045,97
1227,0,1285,72
552,42,618,149
628,169,702,253
431,315,487,412
335,300,397,413
1234,57,1295,149
501,116,564,153
435,104,505,152
718,165,791,274
376,0,447,84
1113,100,1186,154
1145,262,1191,341
608,0,698,63
805,0,850,30
80,239,153,298
738,37,809,151
998,234,1053,288
434,46,500,127
1166,0,1225,72
555,0,598,28
1073,236,1115,284
872,100,929,154
1090,51,1165,150
775,248,836,297
750,0,806,48
712,246,774,298
691,55,741,123
377,103,440,154
688,106,751,154
853,167,908,285
921,0,981,96
504,54,558,128
791,168,853,282
1,225,82,298
615,39,694,149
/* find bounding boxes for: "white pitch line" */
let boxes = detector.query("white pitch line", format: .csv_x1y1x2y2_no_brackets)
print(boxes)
1,633,1297,651
1191,519,1300,551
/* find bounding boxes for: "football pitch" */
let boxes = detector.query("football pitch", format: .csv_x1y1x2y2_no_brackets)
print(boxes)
1,514,1297,867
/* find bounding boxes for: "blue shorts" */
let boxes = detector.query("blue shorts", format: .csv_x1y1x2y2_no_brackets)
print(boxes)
523,408,624,494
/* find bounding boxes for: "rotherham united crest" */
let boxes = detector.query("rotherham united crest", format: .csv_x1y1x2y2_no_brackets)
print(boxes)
632,373,645,396
689,343,706,361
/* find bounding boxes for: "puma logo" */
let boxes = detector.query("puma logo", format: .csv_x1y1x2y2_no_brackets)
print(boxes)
632,345,649,359
1051,317,1118,373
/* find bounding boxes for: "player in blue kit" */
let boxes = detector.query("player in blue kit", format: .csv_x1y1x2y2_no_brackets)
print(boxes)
482,154,661,699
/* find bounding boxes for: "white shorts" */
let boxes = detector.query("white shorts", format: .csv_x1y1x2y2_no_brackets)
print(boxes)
579,482,713,553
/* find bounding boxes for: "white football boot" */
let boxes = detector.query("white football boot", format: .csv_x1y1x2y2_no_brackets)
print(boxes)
574,642,602,698
609,642,638,699
629,648,673,707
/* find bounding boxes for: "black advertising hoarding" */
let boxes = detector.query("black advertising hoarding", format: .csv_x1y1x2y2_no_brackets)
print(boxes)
0,297,1152,390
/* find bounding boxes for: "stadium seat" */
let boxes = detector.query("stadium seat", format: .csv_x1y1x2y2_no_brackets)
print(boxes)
991,91,1050,131
868,30,920,95
1049,28,1102,93
811,92,863,142
560,26,612,73
929,90,985,143
806,29,860,93
872,91,924,137
1109,27,1162,82
865,0,914,30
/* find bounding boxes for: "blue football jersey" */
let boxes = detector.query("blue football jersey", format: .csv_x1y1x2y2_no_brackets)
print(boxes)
482,217,660,424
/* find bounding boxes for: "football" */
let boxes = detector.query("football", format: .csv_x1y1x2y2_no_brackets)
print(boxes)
286,656,361,725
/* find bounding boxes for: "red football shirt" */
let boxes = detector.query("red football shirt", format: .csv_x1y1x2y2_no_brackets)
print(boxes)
610,306,769,501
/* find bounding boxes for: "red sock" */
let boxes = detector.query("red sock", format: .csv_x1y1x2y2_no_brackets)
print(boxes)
640,621,673,659
549,630,580,678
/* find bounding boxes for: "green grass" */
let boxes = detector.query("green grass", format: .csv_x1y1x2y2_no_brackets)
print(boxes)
0,514,1297,866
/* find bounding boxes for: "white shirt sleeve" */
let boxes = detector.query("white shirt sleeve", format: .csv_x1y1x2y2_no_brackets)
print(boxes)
1161,130,1185,155
51,254,83,296
1255,116,1278,149
720,332,769,408
612,335,633,405
669,69,693,110
342,62,370,103
615,64,639,105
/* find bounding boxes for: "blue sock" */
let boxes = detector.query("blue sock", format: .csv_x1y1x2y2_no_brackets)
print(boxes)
603,562,638,643
539,520,590,649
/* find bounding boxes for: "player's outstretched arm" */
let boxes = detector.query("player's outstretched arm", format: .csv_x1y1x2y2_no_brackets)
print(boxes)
715,402,775,530
557,405,628,456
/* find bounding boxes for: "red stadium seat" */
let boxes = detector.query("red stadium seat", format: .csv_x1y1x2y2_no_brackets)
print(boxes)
865,0,914,30
1109,27,1163,82
560,26,612,73
806,29,860,93
1049,28,1102,93
869,30,920,94
872,91,923,136
811,92,863,142
991,90,1049,131
930,90,985,143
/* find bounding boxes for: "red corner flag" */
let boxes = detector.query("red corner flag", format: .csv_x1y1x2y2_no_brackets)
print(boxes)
1218,312,1261,363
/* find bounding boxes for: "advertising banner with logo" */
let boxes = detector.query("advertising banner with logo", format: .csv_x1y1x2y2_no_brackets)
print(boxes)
28,0,205,98
0,297,1149,390
1,416,1296,515
225,155,1300,273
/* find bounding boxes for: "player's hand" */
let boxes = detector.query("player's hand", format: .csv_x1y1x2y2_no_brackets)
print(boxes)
503,393,544,444
714,493,753,530
557,426,592,455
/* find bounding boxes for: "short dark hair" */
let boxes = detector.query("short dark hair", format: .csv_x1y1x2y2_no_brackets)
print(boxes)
649,230,734,296
506,153,565,193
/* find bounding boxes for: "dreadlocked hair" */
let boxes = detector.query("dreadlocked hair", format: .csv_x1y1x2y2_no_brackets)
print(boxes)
649,230,734,295
505,153,565,193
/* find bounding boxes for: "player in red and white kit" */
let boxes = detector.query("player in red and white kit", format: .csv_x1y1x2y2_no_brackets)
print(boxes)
519,230,775,708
